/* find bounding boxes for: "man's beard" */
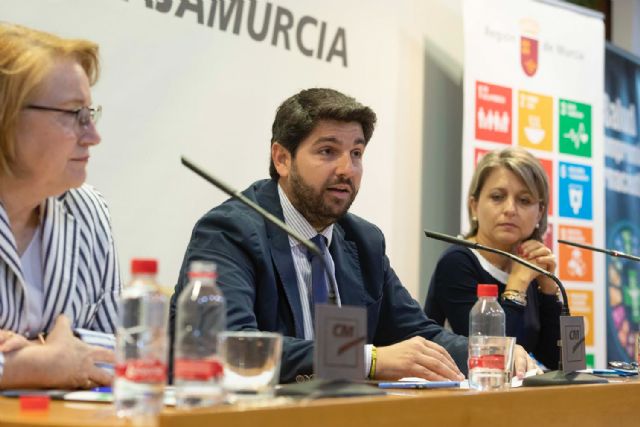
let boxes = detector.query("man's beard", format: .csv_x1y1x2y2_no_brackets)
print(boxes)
288,162,357,230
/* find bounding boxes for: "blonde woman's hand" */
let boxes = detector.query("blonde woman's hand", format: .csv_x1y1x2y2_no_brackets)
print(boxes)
0,330,30,352
518,240,557,294
507,240,557,294
42,315,115,389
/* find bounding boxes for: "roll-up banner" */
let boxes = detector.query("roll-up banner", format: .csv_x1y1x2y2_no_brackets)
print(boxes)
462,0,605,367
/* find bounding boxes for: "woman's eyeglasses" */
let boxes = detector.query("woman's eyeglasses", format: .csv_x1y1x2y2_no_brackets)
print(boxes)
25,104,102,127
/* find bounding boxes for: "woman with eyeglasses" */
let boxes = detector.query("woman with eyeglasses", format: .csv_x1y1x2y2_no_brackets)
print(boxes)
424,147,561,370
0,23,120,389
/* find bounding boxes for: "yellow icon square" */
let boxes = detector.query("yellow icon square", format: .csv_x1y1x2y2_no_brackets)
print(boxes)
518,90,553,151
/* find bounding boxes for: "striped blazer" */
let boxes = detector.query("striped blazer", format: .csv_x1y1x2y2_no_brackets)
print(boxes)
0,184,121,378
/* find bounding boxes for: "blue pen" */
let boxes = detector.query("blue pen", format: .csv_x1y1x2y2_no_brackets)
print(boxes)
528,352,548,371
378,381,460,389
91,387,112,393
591,369,637,377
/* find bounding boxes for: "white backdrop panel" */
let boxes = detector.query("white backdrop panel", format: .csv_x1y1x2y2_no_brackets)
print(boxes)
1,0,424,290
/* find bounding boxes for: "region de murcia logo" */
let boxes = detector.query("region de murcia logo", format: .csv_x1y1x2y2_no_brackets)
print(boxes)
520,18,540,77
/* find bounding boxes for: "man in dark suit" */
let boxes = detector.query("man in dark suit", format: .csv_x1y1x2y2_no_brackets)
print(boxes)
171,88,532,383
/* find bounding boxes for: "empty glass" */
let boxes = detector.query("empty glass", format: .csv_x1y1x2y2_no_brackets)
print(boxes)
218,331,282,399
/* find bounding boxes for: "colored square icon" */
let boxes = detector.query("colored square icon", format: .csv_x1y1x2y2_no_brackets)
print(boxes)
567,289,594,346
558,161,592,220
475,81,512,145
559,99,592,158
538,157,554,216
559,225,593,282
518,90,553,151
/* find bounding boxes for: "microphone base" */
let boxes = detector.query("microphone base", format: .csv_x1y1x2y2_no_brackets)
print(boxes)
522,370,608,387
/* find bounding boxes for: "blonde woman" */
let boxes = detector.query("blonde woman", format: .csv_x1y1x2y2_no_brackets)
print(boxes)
0,23,120,388
424,147,561,370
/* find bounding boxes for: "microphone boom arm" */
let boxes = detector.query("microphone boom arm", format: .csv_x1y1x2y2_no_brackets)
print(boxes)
424,230,570,316
182,156,339,305
558,239,640,263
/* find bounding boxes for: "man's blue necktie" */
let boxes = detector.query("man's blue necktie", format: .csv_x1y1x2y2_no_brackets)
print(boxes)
307,234,329,305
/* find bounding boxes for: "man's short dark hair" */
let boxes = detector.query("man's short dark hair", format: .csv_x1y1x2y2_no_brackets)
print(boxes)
269,88,377,179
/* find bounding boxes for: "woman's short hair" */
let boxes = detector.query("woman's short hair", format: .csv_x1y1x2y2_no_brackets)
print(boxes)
465,147,550,241
0,23,100,175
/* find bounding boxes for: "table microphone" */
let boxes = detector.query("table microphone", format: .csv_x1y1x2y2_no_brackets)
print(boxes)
181,156,339,306
558,239,640,263
424,230,570,316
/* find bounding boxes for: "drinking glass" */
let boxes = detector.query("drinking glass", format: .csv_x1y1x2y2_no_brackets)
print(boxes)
218,331,282,399
468,335,516,391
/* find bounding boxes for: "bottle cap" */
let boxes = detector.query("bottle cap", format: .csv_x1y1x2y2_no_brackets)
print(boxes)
187,260,217,279
131,259,158,274
477,284,498,297
19,395,50,411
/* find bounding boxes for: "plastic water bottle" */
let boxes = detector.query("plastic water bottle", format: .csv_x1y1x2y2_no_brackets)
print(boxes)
114,259,168,418
174,261,226,408
469,284,505,336
468,284,506,390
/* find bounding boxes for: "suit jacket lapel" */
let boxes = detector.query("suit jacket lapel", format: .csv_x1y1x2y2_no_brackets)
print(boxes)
256,181,305,339
330,225,367,306
41,195,79,332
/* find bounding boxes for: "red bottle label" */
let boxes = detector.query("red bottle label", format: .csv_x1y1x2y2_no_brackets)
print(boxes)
115,359,167,383
468,354,505,370
174,358,224,381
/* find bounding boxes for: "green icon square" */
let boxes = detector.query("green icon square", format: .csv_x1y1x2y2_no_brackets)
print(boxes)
558,99,592,158
586,353,595,369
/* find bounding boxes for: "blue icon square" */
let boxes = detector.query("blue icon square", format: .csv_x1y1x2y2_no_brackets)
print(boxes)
559,161,592,220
